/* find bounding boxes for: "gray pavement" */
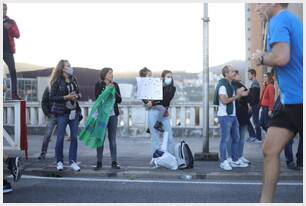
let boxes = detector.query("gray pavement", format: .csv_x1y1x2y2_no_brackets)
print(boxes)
3,135,303,203
4,134,303,181
3,176,302,203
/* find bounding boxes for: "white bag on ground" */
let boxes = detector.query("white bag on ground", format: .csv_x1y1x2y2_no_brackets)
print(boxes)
150,131,178,170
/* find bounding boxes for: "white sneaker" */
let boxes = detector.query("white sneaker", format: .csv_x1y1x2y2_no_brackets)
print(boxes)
150,158,159,169
231,159,249,168
239,157,250,164
57,161,64,171
70,161,80,172
220,160,232,171
227,157,232,164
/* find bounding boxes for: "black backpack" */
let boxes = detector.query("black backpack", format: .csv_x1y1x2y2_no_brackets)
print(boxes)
174,141,194,169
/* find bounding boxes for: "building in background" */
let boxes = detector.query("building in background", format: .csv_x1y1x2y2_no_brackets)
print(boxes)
245,3,303,85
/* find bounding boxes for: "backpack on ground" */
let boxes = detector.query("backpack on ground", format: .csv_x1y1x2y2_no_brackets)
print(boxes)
174,141,194,169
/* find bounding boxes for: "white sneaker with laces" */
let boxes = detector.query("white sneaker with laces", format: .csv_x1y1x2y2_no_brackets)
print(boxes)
150,158,159,169
231,159,249,168
220,160,232,171
70,161,80,172
240,156,250,164
57,161,64,171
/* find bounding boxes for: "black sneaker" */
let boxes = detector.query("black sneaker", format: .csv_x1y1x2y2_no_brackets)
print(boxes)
111,161,120,169
38,153,46,160
154,121,164,132
3,179,13,194
297,161,303,168
94,162,102,171
6,157,22,182
146,128,150,134
287,161,300,171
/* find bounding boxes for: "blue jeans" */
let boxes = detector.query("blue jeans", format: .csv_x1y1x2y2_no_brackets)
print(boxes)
247,104,262,140
260,106,269,132
284,135,303,165
227,125,248,159
218,116,240,162
55,112,79,164
148,108,175,155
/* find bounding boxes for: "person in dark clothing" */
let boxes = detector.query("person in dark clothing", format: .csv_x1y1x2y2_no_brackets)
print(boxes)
94,67,122,170
50,60,82,172
284,136,303,170
247,69,262,143
227,70,251,164
3,3,21,100
38,86,57,159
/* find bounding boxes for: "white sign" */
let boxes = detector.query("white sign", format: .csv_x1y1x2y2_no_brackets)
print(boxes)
136,77,163,100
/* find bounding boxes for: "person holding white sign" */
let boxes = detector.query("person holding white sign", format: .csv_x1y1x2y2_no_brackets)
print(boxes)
147,70,176,156
138,67,165,133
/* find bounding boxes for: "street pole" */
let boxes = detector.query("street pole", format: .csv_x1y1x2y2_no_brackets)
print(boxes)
202,2,209,153
194,2,218,161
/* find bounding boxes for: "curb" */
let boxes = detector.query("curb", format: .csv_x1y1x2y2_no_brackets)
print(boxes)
21,167,303,182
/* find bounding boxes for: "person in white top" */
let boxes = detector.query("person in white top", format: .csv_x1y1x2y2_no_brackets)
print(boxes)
213,65,249,171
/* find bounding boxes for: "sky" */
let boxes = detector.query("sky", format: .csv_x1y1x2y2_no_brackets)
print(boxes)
6,2,245,72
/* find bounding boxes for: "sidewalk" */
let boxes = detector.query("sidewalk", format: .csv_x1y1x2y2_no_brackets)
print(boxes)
6,135,303,181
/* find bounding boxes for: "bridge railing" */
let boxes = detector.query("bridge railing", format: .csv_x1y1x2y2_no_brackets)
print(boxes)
3,101,219,137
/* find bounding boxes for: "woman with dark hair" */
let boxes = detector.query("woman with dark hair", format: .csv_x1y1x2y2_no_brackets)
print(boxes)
94,67,122,170
259,72,275,131
147,70,176,157
49,59,82,171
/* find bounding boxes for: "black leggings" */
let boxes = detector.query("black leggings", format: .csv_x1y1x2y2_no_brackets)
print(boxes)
3,52,17,94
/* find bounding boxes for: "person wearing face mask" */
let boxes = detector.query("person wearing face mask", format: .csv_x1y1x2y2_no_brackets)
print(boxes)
49,60,82,172
138,67,165,133
147,70,176,159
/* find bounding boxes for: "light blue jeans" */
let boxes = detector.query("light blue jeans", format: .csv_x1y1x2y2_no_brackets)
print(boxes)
148,108,175,155
227,125,248,159
218,116,240,162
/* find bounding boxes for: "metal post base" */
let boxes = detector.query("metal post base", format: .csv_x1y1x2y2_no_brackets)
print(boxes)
194,152,219,161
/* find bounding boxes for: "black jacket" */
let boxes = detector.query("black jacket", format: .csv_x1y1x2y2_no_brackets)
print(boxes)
153,85,176,107
249,80,260,106
50,76,81,115
95,81,122,116
232,80,252,127
41,87,52,117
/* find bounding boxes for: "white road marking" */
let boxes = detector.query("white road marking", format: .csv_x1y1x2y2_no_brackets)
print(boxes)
16,175,303,186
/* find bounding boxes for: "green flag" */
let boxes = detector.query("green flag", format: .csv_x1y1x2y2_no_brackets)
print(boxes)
79,86,116,148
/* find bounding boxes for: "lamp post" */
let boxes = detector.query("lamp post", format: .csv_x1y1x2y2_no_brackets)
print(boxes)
194,2,218,161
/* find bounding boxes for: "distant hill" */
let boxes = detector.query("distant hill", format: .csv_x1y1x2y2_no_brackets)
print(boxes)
209,60,248,75
3,63,47,75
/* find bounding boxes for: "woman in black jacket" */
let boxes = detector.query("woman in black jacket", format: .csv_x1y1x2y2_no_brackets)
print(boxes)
94,67,122,170
227,70,251,164
49,59,82,172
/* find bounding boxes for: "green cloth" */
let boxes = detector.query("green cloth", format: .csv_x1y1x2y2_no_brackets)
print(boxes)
79,86,115,148
213,78,235,115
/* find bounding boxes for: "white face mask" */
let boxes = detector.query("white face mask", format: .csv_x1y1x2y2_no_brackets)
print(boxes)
164,77,172,86
64,67,74,76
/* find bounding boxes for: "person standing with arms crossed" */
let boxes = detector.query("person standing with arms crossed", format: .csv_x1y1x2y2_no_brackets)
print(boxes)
253,3,302,202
